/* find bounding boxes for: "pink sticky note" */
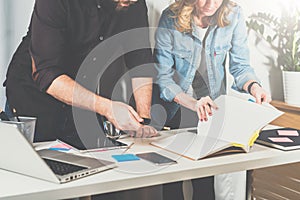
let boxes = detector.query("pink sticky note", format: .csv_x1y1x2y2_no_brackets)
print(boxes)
277,130,299,136
52,144,70,149
268,137,293,143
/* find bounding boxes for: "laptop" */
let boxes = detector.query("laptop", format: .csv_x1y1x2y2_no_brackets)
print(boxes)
0,122,117,183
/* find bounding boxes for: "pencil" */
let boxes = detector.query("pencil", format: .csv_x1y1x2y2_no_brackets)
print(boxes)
12,108,21,122
122,142,134,154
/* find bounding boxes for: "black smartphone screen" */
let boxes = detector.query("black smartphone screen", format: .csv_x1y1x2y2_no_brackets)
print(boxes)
60,134,127,151
136,152,177,166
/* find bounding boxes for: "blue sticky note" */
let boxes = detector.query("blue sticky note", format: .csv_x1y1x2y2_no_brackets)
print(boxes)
49,148,70,151
112,154,140,162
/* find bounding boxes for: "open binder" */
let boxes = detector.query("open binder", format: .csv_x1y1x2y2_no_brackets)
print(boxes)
151,95,283,160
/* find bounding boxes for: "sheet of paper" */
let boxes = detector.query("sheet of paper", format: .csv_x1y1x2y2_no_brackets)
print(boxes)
268,137,294,143
277,130,299,136
197,95,284,147
151,131,230,160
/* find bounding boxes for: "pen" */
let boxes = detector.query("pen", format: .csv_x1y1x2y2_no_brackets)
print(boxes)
0,109,10,121
162,126,171,131
12,108,21,122
248,98,264,103
122,142,134,154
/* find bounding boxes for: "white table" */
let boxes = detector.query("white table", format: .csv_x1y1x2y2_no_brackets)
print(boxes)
1,128,300,200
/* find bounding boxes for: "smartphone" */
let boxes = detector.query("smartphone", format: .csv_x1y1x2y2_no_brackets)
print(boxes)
136,152,177,166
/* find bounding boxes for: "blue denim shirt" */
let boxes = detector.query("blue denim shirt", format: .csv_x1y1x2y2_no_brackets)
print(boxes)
154,5,259,120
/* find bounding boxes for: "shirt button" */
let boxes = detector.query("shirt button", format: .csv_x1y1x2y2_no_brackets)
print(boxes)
97,5,101,9
99,36,104,41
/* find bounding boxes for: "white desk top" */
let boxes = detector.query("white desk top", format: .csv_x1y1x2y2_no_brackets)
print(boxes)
1,128,300,200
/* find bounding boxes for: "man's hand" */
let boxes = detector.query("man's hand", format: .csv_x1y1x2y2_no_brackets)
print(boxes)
103,101,158,137
104,101,143,131
128,125,159,138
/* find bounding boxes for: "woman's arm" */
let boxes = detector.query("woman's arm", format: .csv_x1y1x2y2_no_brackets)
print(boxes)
229,6,271,103
154,11,184,102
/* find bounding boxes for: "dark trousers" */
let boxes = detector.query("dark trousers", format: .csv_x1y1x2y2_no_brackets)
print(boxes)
163,178,215,200
91,185,162,200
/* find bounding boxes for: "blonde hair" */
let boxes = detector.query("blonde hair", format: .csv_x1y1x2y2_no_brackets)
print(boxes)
170,0,236,33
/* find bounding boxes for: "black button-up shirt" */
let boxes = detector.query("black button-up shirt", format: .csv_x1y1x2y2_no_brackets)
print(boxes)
5,0,153,141
30,0,152,92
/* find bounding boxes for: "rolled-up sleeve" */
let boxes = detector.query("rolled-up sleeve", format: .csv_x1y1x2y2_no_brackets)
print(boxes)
154,10,183,102
229,7,260,91
30,0,67,91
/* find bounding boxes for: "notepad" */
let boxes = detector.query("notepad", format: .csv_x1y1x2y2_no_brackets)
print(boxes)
112,154,140,162
151,95,283,160
256,128,300,150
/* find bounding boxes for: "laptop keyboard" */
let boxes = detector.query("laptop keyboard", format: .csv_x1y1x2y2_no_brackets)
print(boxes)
43,158,88,176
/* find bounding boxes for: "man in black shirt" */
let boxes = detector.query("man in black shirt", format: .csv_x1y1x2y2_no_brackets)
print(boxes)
5,0,158,142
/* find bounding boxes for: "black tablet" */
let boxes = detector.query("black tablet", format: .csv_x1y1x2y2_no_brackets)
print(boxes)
60,134,128,152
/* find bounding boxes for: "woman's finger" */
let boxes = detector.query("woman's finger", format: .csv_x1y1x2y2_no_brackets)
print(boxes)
206,97,218,110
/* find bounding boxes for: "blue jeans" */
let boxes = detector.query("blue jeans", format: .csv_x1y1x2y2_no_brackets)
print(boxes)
5,101,14,119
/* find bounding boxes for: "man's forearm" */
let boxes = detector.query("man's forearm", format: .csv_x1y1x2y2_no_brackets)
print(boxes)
46,75,111,115
132,77,153,118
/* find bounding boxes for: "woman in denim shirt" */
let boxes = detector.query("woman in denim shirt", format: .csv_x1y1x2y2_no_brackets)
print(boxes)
154,0,271,199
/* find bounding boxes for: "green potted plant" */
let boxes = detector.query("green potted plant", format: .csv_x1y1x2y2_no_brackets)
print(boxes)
247,2,300,106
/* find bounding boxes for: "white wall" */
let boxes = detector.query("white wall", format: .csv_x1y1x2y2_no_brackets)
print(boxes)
146,0,174,47
0,0,34,110
235,0,285,100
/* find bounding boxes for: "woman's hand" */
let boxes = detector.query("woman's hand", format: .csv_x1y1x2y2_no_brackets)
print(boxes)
249,83,272,104
174,93,218,122
195,96,218,122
